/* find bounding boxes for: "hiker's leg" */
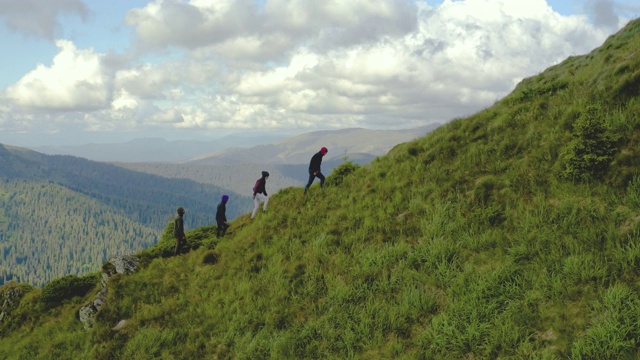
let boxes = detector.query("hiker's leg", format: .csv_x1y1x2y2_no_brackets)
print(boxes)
304,171,315,193
216,220,223,237
251,196,261,219
175,238,185,254
262,194,269,211
318,172,325,188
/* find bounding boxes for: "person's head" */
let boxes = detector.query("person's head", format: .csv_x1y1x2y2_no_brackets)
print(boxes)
222,194,229,203
262,171,270,178
177,206,185,215
320,147,328,155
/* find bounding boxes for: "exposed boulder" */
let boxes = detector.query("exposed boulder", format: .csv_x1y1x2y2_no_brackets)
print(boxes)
0,282,30,324
79,255,139,330
105,255,140,276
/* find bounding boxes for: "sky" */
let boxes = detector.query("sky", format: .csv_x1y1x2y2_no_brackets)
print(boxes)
0,0,638,147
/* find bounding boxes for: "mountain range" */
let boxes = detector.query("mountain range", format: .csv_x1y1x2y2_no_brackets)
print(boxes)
32,133,285,163
32,126,437,164
188,125,439,165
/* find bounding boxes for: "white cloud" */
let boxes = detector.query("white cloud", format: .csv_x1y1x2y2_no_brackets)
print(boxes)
111,89,138,111
0,0,631,145
125,0,260,51
150,108,185,125
115,64,174,99
6,40,110,111
125,0,418,60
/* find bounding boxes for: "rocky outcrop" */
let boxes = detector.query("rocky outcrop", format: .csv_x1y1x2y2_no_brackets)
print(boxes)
0,283,30,324
78,255,139,330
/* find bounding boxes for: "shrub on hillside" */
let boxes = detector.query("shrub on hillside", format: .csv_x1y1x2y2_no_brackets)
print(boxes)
39,274,97,308
563,105,617,181
202,251,218,265
326,161,360,187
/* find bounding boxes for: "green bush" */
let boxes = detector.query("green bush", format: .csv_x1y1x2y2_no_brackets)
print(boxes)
326,161,360,187
563,105,617,181
202,251,218,265
39,274,97,308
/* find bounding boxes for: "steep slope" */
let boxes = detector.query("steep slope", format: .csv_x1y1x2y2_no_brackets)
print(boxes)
0,146,252,286
1,18,640,360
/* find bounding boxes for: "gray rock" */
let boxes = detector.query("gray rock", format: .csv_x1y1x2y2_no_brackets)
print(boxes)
109,255,140,275
78,255,139,330
0,285,26,323
112,319,127,331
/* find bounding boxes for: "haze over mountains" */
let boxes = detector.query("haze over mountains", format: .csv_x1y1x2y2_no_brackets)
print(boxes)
31,125,438,164
32,133,286,163
188,125,440,165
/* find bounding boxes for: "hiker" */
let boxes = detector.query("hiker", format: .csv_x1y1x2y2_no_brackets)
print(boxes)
251,171,269,219
304,147,328,194
174,207,187,255
216,195,229,238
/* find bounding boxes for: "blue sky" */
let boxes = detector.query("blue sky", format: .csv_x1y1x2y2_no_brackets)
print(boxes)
0,0,638,147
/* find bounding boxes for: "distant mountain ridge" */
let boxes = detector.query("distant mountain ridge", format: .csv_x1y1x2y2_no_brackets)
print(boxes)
32,134,285,163
188,125,439,165
30,125,439,165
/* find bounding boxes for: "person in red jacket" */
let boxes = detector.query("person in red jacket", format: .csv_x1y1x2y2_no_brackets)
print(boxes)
304,147,328,194
251,171,269,219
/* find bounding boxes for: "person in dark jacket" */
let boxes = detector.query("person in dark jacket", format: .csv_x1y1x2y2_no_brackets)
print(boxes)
304,147,328,194
174,206,186,255
251,171,269,219
216,195,229,238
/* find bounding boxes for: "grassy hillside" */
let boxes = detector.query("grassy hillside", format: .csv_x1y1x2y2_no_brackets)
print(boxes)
0,148,252,286
1,18,640,359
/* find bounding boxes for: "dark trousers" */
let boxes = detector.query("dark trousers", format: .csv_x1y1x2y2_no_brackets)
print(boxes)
216,220,229,237
305,170,325,192
175,237,186,255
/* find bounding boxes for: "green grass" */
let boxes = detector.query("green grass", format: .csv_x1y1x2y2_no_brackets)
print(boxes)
2,17,640,360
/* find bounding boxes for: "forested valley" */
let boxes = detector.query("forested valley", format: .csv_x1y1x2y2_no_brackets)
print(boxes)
0,146,251,286
0,180,158,286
